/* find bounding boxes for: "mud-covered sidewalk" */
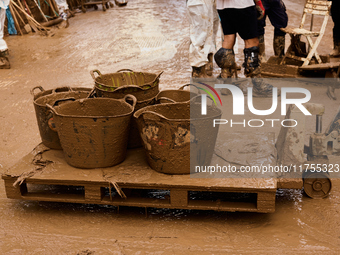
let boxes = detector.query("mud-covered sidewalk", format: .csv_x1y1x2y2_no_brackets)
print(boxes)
0,0,340,254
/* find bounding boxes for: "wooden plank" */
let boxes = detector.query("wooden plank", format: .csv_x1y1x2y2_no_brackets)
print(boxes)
4,179,24,199
2,148,277,191
304,8,329,16
277,178,303,189
299,62,340,70
307,0,332,6
85,185,102,202
257,191,276,213
281,27,319,36
188,200,257,212
22,192,85,203
257,191,276,201
257,200,275,213
305,3,329,11
170,189,188,207
2,146,279,213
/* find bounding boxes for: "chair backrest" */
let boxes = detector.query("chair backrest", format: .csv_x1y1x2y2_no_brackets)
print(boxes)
300,0,332,29
304,0,332,15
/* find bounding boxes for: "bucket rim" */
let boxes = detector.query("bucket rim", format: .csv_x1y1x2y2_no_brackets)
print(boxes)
133,102,222,121
92,70,163,90
47,97,136,119
33,90,91,107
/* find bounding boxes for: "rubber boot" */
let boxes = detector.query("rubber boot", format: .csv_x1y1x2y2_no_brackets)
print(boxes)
243,46,277,97
330,38,340,57
192,65,209,78
214,48,236,79
273,35,285,57
0,50,10,69
258,34,266,63
206,53,214,76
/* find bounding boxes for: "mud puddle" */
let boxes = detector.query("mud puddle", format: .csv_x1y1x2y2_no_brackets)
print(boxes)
0,0,340,254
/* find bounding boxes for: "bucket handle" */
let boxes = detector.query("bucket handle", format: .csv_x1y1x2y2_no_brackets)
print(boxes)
117,69,134,72
52,86,73,93
123,94,137,110
86,87,97,99
46,104,58,131
157,97,176,103
46,97,76,114
53,97,76,107
46,98,76,132
112,84,144,93
138,110,169,121
142,71,164,87
190,94,217,108
30,86,44,96
153,71,164,82
90,69,102,80
179,83,201,94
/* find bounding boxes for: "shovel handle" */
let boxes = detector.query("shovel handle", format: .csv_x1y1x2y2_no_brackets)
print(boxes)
90,69,102,80
30,86,44,96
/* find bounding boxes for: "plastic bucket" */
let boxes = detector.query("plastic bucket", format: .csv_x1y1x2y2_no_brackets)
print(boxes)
134,101,222,174
91,69,162,101
32,86,91,149
156,84,198,104
47,96,136,168
91,69,162,149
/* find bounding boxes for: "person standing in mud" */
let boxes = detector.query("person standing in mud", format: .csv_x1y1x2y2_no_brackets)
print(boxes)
214,0,275,97
257,0,288,61
329,0,340,57
187,0,220,78
0,0,10,69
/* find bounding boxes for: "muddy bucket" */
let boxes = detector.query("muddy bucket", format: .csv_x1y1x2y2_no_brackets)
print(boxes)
91,81,159,149
91,69,163,101
31,86,92,101
32,86,91,150
156,84,198,104
134,101,222,174
47,96,136,168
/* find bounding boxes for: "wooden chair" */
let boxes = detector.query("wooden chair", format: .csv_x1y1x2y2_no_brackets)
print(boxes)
280,0,332,67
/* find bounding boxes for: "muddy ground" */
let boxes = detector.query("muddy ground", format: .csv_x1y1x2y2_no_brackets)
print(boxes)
1,0,340,254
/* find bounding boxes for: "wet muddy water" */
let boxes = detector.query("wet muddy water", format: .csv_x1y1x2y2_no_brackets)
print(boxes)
0,0,340,254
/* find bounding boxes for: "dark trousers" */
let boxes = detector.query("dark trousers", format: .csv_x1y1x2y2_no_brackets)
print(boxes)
257,0,288,36
331,0,340,40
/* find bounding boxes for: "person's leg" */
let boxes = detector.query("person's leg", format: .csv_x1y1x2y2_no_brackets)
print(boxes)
267,0,288,56
215,8,238,78
187,0,216,78
222,34,236,49
257,0,268,61
239,6,275,97
243,38,260,78
0,7,10,69
0,7,8,52
206,2,220,76
331,1,340,57
214,34,236,78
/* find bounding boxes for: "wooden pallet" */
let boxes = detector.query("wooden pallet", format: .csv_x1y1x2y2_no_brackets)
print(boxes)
2,144,278,213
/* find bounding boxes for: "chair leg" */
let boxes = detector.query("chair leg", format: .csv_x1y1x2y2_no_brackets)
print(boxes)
305,36,322,64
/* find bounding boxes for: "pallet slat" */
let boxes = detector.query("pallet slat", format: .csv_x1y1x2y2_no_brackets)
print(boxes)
2,146,279,213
